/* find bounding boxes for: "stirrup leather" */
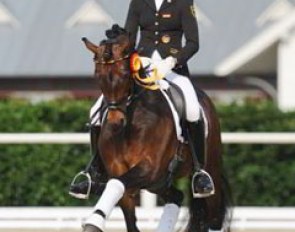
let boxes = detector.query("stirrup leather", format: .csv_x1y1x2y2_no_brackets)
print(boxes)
192,169,215,198
69,171,92,199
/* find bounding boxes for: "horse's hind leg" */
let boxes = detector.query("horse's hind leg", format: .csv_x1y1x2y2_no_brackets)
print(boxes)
188,198,209,232
119,194,140,232
159,185,184,206
205,174,231,232
156,186,184,232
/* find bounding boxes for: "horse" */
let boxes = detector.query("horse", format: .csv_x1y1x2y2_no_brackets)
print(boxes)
80,27,231,232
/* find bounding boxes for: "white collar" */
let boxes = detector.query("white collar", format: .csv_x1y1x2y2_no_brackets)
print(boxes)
155,0,164,11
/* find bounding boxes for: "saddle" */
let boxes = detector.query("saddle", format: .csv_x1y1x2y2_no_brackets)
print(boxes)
165,80,186,121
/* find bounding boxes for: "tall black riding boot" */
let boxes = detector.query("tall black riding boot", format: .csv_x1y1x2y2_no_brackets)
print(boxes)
69,125,107,199
187,120,215,198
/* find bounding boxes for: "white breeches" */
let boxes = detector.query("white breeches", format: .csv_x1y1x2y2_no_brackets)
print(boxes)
164,72,200,122
150,51,200,121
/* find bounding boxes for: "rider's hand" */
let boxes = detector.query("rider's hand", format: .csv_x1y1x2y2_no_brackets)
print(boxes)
156,56,177,78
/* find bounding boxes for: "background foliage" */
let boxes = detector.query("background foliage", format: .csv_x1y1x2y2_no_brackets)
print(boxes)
0,99,294,206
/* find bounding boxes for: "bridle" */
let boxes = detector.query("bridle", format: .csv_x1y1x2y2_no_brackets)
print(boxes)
93,49,141,122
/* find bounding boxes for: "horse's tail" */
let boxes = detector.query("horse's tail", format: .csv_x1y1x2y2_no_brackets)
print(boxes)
184,87,232,231
186,173,232,232
219,172,233,232
186,197,208,232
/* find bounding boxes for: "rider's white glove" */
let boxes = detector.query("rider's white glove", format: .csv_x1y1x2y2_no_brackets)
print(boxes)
155,56,177,78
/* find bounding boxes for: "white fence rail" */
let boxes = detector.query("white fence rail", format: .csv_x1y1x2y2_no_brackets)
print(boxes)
1,132,295,144
0,207,295,231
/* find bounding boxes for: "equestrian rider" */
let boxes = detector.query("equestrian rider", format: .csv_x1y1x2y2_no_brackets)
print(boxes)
69,0,214,199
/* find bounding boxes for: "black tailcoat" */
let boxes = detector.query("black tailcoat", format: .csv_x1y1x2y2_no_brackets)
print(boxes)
125,0,199,76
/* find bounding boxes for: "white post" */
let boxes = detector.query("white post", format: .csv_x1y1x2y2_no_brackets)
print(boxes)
278,31,295,111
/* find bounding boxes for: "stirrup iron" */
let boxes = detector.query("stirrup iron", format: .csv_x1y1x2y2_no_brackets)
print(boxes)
192,169,215,198
69,171,92,199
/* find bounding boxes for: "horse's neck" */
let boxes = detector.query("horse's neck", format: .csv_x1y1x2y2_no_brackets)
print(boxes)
102,90,169,132
101,88,171,139
134,89,169,115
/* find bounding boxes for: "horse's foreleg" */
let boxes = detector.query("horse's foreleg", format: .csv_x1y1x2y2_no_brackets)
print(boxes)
83,160,151,232
83,178,125,232
117,159,152,188
119,193,140,232
156,186,184,232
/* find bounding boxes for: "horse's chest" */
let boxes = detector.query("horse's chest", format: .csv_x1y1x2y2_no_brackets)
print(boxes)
99,137,143,176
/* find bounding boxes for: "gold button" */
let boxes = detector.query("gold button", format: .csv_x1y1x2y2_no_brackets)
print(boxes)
161,35,171,44
155,22,159,26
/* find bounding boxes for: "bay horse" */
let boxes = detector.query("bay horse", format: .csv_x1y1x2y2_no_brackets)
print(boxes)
81,27,231,232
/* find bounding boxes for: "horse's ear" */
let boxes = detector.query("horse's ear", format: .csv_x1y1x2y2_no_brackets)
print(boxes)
82,37,98,54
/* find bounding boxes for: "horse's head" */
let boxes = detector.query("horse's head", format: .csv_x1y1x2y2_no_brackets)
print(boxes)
83,25,134,125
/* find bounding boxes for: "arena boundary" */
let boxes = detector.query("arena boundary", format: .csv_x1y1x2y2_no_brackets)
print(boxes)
0,207,295,231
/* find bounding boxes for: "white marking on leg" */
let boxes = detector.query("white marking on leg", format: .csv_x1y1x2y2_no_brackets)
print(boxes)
156,203,180,232
83,179,125,230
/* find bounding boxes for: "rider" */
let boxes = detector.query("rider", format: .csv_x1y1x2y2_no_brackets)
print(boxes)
69,0,214,199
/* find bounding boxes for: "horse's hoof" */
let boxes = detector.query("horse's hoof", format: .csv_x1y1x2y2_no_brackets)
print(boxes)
82,224,103,232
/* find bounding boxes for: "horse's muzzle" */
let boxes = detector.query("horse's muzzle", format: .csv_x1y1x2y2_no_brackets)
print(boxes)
106,109,127,127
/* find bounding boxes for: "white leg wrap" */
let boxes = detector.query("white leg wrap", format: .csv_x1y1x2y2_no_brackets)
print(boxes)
84,213,105,230
156,203,180,232
94,179,125,216
165,72,200,122
84,179,125,230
